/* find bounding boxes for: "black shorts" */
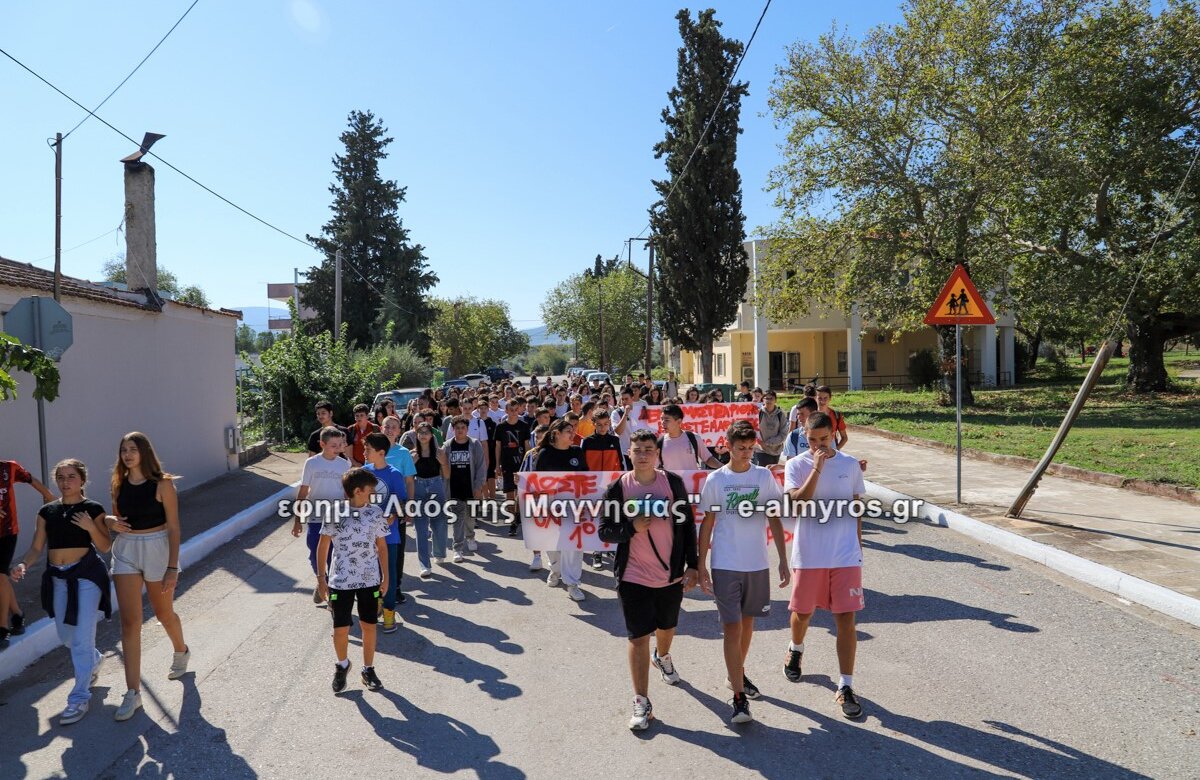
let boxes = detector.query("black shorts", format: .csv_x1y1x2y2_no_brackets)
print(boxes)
329,585,380,629
0,535,15,571
501,469,519,493
617,580,684,639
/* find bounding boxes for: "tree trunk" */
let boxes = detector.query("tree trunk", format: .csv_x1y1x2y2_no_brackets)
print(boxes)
936,325,975,406
1027,327,1042,369
700,342,714,384
1126,318,1169,392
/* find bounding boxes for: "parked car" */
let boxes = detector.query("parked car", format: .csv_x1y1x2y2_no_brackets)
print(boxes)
373,387,426,411
481,366,514,383
442,378,469,390
567,366,594,379
458,373,489,388
586,371,611,385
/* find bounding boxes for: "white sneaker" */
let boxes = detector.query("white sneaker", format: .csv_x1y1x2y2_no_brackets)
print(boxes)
629,696,653,730
60,701,89,725
652,649,680,685
168,646,190,680
453,551,465,563
566,585,585,602
529,554,542,571
467,539,478,552
546,571,561,587
115,690,142,721
419,567,433,579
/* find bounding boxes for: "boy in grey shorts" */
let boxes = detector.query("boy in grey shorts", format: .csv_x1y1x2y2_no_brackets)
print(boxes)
697,420,790,725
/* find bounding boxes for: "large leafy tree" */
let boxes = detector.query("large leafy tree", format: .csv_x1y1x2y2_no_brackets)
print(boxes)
760,0,1071,404
999,0,1200,391
429,297,529,378
649,8,749,384
541,260,647,372
102,254,210,308
306,110,437,351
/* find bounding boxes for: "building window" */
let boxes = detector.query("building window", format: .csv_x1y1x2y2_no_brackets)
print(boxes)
716,353,726,377
867,350,877,372
837,351,847,374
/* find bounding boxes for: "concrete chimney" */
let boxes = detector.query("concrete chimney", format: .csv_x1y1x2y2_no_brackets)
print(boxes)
124,162,158,295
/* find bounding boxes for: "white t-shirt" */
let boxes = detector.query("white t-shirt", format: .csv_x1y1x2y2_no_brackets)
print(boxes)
487,408,506,424
468,414,490,442
613,402,652,453
555,403,569,417
783,450,865,569
700,464,783,572
320,503,389,590
660,431,713,471
301,454,351,522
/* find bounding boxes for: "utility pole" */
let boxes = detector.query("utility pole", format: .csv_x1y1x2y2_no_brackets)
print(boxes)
594,254,605,372
292,267,300,332
53,132,62,302
646,241,654,377
334,248,343,337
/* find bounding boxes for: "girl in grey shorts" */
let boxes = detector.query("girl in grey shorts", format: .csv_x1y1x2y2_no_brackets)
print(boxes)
107,432,189,722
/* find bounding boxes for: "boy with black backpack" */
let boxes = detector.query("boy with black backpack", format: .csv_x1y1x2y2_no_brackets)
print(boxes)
657,404,723,472
598,430,699,731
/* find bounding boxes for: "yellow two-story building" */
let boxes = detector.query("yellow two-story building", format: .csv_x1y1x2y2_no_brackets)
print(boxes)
670,240,1017,391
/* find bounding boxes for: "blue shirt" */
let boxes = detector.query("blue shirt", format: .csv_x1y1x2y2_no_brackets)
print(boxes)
363,463,408,544
385,446,417,479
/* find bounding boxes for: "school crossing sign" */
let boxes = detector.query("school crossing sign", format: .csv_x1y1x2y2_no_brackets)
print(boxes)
923,264,995,326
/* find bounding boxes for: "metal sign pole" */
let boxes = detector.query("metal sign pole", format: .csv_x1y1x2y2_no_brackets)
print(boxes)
32,298,49,484
956,323,962,504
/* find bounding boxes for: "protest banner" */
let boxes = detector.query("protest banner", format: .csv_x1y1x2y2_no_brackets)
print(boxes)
642,402,760,448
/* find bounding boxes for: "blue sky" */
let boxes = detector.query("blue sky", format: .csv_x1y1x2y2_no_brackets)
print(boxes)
0,1,905,327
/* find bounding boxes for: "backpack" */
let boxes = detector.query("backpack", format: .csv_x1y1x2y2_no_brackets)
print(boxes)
657,431,702,469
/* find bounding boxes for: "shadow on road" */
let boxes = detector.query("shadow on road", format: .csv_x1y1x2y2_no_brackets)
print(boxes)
349,688,525,779
385,625,522,700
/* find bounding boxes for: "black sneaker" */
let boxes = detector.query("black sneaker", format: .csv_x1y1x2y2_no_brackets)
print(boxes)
591,553,604,570
836,686,863,719
10,613,25,636
742,675,761,700
396,593,407,605
507,522,520,537
332,661,351,693
730,692,753,724
361,666,383,691
783,649,803,682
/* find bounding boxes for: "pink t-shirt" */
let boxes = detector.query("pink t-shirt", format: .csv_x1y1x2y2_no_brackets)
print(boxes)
620,471,679,589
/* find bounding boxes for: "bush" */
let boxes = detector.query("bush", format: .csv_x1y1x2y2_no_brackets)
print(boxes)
907,349,940,389
370,342,433,389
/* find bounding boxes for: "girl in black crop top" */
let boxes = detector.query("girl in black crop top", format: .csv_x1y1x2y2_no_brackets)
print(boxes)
107,432,189,711
9,458,112,724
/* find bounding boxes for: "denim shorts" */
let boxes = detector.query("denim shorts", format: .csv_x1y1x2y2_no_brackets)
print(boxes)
111,529,170,580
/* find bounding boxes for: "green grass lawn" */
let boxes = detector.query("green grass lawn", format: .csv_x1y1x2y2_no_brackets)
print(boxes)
779,349,1200,488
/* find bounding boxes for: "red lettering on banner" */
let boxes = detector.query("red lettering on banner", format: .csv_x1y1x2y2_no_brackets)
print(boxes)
568,521,597,550
525,472,598,498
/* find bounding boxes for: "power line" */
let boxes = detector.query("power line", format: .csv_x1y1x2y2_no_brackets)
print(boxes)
61,0,202,140
0,44,422,318
632,0,772,245
31,218,124,263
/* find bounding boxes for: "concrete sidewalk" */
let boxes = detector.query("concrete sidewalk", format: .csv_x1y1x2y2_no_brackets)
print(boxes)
7,451,306,626
848,428,1200,600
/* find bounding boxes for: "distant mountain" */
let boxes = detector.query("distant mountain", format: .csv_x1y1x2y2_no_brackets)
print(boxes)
235,306,283,333
522,324,568,347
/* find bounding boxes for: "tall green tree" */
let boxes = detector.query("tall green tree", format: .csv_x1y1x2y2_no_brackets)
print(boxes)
102,254,210,308
541,262,647,372
649,8,749,384
429,297,529,377
998,0,1200,392
306,110,437,351
759,0,1069,404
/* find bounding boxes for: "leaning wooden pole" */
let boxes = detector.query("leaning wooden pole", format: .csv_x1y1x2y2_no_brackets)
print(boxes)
1007,339,1117,517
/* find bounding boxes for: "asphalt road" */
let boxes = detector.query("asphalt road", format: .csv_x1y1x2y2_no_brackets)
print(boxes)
3,509,1198,779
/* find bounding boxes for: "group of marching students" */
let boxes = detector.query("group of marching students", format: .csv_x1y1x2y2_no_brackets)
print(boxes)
2,370,867,732
297,371,868,729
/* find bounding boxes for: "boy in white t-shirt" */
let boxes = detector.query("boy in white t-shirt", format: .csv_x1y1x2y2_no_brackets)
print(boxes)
782,411,866,720
293,427,351,604
697,420,790,725
316,468,390,694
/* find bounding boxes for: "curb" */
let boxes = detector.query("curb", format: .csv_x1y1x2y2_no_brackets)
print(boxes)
0,481,299,686
850,424,1200,506
865,480,1200,629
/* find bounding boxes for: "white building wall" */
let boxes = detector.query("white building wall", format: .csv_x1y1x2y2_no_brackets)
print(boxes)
0,291,238,554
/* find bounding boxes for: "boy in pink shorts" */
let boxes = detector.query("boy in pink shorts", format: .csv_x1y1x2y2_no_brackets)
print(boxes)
782,411,866,719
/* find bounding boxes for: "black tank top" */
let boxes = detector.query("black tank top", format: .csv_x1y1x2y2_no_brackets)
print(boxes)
41,499,106,549
117,478,167,530
414,449,441,479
